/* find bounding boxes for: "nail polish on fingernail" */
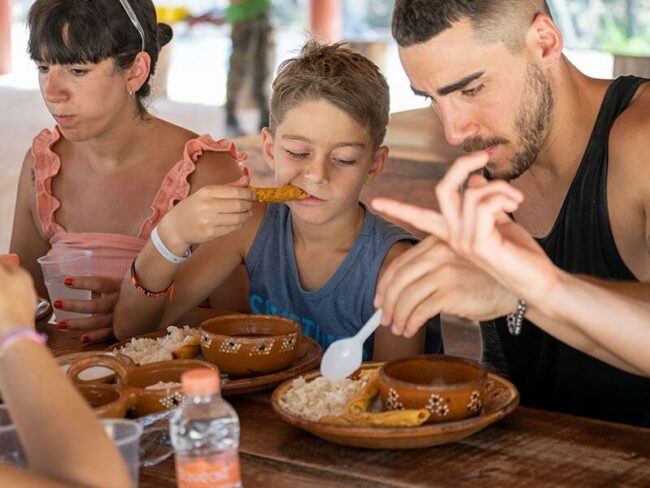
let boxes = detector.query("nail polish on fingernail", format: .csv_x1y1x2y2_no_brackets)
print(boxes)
81,335,90,343
53,300,63,309
64,278,74,286
57,322,68,330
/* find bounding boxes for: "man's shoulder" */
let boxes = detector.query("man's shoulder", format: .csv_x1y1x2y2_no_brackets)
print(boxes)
610,81,650,163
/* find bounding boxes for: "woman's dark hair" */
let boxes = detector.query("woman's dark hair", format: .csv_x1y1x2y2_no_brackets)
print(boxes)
27,0,173,115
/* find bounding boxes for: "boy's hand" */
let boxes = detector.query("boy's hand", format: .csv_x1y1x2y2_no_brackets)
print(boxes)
0,264,37,334
157,176,254,253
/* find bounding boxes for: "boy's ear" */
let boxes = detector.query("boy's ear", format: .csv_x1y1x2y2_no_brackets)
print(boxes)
261,128,276,171
125,51,151,94
365,145,389,185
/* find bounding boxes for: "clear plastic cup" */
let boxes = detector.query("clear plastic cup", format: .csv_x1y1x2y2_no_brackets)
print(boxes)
102,419,144,484
37,250,92,321
0,418,143,485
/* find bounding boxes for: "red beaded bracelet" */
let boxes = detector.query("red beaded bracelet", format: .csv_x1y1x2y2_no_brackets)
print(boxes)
130,260,175,302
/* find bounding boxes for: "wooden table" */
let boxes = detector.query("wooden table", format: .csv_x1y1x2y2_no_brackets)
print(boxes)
43,324,650,488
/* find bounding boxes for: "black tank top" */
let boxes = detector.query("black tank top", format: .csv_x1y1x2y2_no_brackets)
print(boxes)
480,75,650,427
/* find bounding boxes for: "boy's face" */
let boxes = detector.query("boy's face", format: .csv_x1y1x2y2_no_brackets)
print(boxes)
399,19,555,180
262,99,387,225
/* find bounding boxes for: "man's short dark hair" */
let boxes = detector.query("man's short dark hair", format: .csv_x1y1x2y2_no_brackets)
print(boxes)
392,0,552,51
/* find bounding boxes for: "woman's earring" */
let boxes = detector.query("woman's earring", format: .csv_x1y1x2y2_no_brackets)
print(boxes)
128,90,134,97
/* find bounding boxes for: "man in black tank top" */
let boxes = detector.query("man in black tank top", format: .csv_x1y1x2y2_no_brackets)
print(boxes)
376,0,650,427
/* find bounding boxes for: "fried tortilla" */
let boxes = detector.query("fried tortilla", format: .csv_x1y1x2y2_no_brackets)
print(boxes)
321,409,430,428
250,185,309,203
346,372,380,415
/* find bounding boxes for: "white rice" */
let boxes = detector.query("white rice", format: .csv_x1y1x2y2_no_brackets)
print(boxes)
145,381,181,390
279,371,373,422
115,325,200,365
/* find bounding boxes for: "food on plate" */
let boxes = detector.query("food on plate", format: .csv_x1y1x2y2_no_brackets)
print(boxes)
114,326,200,365
250,185,309,203
279,369,378,422
347,372,380,415
145,381,182,390
321,409,430,427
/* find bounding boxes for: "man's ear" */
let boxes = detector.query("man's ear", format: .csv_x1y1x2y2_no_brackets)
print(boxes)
366,145,389,185
261,127,276,171
527,13,563,66
125,51,151,94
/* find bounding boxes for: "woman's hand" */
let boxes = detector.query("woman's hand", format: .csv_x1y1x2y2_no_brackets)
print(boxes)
51,275,121,344
0,264,37,335
156,175,254,255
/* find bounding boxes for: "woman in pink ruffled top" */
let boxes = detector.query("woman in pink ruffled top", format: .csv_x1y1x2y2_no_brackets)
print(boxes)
10,0,253,343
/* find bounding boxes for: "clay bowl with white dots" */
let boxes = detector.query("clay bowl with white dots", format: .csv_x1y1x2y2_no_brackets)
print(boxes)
379,355,487,424
67,354,217,417
200,314,301,376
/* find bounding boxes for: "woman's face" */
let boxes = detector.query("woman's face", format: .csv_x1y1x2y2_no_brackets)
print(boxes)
37,57,135,140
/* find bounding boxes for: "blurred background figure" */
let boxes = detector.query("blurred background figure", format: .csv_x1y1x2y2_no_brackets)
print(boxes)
190,0,272,136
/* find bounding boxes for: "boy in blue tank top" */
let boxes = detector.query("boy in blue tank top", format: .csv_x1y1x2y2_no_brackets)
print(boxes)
114,41,442,360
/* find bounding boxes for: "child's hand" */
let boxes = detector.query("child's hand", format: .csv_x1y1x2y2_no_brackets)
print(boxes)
0,264,37,334
51,275,121,344
157,176,254,253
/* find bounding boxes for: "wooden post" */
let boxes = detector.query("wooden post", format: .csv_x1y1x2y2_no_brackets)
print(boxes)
0,0,10,75
310,0,341,43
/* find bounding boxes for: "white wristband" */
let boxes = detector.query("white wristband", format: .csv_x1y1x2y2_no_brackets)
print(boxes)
151,226,191,264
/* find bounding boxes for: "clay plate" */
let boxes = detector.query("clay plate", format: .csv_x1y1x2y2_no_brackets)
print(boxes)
271,363,519,449
108,332,322,396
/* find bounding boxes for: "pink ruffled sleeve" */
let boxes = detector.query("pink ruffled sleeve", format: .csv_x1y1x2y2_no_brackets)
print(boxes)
138,135,247,239
32,127,65,239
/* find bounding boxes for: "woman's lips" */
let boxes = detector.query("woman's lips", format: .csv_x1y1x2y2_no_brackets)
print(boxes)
53,114,74,126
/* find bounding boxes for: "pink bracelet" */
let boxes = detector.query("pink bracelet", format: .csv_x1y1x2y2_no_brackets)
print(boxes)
0,329,47,359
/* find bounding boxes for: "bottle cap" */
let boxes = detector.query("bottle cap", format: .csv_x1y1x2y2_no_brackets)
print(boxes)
181,368,220,396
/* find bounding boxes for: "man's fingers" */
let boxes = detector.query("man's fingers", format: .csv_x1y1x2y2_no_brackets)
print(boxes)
371,198,448,240
435,151,490,239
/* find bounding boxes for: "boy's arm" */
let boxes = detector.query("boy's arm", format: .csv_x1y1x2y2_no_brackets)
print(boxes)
373,240,427,361
113,201,264,340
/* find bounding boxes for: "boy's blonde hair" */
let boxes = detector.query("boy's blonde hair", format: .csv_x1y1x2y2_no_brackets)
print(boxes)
270,40,390,149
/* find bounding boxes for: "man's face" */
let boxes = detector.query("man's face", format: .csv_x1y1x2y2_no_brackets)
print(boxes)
398,20,554,180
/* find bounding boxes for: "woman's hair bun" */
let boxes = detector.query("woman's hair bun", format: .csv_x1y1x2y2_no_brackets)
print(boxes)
157,23,173,48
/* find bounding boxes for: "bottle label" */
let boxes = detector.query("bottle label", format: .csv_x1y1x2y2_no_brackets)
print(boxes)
176,449,241,488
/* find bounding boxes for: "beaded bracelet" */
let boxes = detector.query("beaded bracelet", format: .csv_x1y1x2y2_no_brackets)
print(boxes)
506,298,526,336
151,226,191,265
130,260,175,302
0,329,47,359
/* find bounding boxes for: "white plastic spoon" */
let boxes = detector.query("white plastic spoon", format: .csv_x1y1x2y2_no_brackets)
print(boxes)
320,309,383,381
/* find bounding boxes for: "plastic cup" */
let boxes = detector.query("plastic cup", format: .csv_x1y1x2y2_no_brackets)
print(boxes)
37,250,92,321
0,418,143,485
102,419,144,484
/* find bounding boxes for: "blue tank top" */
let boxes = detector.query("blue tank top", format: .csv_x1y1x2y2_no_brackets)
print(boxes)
246,203,442,359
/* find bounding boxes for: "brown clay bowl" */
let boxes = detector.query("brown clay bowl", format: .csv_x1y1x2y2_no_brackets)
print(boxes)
76,383,134,419
200,314,301,376
67,354,218,417
379,355,487,424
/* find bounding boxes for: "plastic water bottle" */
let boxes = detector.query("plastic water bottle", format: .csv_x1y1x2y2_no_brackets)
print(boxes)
170,368,242,488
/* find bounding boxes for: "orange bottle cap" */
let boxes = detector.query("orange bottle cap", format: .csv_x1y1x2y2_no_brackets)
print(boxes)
181,368,220,396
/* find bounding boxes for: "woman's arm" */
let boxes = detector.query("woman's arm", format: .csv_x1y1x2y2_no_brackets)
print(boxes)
0,265,132,487
9,150,51,298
